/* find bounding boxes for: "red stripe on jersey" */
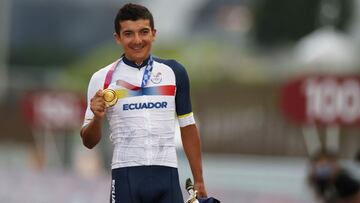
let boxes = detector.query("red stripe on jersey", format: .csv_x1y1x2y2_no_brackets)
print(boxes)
116,80,141,90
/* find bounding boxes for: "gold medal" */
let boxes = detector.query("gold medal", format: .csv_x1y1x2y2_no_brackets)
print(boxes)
102,89,118,107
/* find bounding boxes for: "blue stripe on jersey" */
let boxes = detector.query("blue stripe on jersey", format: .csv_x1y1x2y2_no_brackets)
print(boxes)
153,57,192,116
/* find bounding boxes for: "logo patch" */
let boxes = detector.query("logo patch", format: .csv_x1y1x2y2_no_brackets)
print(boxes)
151,72,162,84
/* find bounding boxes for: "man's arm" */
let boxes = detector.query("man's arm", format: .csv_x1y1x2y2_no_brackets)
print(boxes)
80,117,102,149
80,90,106,149
181,124,207,198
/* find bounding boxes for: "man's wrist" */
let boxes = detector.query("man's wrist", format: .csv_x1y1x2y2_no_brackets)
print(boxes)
93,116,103,123
194,176,204,184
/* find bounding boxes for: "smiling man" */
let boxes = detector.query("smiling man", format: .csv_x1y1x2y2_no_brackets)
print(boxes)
80,3,207,203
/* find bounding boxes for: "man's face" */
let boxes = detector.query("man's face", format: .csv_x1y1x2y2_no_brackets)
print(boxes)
114,19,156,64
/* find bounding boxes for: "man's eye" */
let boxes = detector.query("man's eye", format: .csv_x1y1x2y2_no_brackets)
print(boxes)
141,30,150,35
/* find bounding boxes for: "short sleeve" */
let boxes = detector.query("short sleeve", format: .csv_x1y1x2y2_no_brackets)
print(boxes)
155,59,195,127
82,71,105,127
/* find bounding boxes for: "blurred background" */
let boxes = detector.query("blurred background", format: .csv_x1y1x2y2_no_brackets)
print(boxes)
1,0,360,202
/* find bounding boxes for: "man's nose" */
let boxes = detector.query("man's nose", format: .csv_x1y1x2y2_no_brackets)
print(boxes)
133,33,142,44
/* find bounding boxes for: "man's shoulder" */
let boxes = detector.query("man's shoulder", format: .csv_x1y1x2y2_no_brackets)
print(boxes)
153,57,186,72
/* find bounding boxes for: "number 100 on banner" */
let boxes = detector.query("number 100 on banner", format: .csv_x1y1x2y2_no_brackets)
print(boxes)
280,75,360,126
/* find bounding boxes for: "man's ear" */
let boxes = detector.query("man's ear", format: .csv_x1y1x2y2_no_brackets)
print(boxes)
152,29,157,42
113,32,121,44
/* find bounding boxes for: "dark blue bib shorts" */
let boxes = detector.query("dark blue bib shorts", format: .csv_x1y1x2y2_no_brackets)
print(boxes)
110,165,184,203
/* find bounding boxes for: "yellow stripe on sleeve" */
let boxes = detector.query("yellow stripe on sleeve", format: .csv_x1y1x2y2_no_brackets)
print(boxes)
177,112,193,119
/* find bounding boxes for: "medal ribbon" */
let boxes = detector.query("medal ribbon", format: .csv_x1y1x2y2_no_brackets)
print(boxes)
103,59,121,89
141,55,154,88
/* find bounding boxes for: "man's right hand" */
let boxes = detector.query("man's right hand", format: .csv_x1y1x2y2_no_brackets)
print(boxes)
90,90,107,120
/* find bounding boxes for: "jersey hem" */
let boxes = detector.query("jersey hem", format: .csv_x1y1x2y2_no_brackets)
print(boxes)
111,161,178,169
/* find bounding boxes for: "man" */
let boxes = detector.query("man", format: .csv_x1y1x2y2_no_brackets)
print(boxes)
80,3,207,203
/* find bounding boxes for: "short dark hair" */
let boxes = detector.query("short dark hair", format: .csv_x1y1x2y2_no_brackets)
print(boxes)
114,3,154,35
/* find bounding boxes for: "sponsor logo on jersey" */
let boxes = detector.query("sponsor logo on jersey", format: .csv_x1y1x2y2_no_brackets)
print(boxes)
111,179,116,203
151,72,162,84
123,101,168,111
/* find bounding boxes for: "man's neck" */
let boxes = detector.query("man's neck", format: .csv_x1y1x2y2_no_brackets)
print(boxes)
124,55,150,63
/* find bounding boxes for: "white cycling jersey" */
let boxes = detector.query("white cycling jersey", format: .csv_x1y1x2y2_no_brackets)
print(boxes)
83,55,195,169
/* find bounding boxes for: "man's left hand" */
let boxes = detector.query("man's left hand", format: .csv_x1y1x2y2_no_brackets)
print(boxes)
194,181,207,198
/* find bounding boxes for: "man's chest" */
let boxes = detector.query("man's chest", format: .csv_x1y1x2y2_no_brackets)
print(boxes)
106,65,177,114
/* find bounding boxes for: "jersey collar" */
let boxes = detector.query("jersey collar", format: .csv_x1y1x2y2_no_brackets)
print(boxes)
122,55,151,69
